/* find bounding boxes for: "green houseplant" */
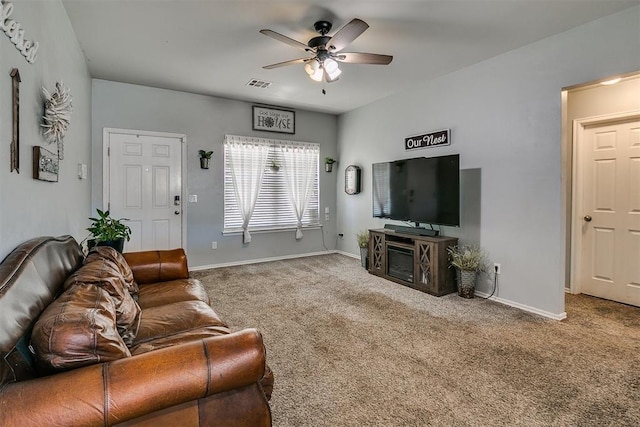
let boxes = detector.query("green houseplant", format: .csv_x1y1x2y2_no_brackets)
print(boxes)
447,244,486,298
325,157,336,172
198,150,213,169
356,230,370,269
86,209,132,253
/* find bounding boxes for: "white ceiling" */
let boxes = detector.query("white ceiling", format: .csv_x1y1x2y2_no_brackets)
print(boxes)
61,0,639,114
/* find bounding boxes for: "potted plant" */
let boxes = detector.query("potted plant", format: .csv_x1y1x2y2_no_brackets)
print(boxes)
356,230,370,269
86,209,132,253
269,160,281,172
447,244,486,298
198,150,213,169
325,157,336,172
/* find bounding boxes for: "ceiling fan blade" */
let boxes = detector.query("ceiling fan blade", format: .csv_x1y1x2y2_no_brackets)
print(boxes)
263,58,310,69
260,29,310,52
335,52,393,65
327,18,369,52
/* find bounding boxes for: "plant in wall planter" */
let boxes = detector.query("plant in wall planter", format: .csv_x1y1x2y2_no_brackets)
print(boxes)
447,245,487,298
325,157,336,172
356,230,370,269
198,150,213,169
86,209,132,253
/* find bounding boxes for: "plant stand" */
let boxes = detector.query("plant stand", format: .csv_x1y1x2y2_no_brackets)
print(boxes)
457,269,477,298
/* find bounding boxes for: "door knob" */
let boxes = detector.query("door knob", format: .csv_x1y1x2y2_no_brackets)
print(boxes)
174,210,180,215
584,215,592,222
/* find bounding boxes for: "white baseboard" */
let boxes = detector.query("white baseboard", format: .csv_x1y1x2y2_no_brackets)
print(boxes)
333,250,360,259
474,290,567,320
189,250,341,271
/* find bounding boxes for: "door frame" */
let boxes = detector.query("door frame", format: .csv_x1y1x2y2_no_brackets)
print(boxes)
102,127,188,250
569,110,640,294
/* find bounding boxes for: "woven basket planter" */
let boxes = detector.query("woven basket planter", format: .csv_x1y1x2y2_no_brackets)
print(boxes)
457,269,477,298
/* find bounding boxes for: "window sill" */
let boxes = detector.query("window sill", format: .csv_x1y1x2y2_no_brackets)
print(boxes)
222,224,322,236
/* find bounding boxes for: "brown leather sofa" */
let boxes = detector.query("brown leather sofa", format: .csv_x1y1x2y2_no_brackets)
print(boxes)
0,236,273,426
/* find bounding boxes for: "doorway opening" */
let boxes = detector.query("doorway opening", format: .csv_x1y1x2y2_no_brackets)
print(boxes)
562,72,640,307
103,128,187,252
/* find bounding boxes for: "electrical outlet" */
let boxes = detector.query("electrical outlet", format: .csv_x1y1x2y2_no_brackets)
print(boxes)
211,241,217,250
494,263,501,274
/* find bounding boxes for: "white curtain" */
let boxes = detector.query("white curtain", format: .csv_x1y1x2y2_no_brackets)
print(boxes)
225,136,269,243
280,143,319,239
373,162,391,217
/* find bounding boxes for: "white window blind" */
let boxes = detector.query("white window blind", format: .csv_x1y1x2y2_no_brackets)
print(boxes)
223,135,320,233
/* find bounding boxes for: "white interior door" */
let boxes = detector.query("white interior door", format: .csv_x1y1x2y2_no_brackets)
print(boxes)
105,130,184,252
576,115,640,306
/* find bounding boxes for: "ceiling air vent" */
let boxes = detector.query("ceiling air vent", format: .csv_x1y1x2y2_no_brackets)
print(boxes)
246,79,272,89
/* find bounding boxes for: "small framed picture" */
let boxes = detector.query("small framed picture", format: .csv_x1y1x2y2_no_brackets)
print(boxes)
253,106,295,134
33,146,59,182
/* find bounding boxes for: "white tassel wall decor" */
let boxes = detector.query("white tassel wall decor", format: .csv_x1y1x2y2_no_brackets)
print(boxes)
41,81,72,158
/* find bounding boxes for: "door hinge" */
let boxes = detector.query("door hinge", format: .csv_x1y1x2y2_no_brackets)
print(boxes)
107,147,110,156
107,202,110,211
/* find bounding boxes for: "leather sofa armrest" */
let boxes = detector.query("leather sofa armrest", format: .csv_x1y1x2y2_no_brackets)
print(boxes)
0,329,266,427
123,248,189,284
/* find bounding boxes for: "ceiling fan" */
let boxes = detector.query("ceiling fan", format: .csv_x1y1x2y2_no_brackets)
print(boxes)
260,18,393,83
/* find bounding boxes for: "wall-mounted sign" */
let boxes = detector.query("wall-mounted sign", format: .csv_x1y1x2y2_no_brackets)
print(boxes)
253,106,295,134
405,129,450,150
1,1,39,63
33,146,59,182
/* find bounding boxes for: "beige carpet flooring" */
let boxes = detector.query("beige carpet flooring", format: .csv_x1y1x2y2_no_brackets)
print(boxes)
192,254,640,426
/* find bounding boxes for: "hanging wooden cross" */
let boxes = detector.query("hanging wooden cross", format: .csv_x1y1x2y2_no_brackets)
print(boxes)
10,68,20,173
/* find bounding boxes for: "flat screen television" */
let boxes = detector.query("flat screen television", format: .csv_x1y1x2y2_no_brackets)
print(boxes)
372,154,460,227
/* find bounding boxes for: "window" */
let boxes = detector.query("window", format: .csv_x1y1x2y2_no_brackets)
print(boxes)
223,135,320,236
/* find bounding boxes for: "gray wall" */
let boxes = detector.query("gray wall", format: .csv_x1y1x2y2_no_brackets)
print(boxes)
335,6,640,317
0,0,91,260
91,80,338,267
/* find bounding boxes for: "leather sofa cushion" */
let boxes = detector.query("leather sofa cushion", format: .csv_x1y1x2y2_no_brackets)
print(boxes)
133,300,227,344
123,249,189,285
85,246,138,295
137,279,210,309
64,256,141,346
130,325,231,355
31,284,131,372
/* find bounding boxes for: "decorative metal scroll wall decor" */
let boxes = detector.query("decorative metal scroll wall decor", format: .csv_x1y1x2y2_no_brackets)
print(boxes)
1,1,39,63
10,68,20,173
41,81,72,159
33,146,59,182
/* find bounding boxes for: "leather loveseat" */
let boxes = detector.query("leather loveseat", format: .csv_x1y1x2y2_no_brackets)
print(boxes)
0,235,273,426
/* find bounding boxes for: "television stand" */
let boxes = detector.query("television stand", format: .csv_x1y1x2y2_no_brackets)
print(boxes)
368,229,458,296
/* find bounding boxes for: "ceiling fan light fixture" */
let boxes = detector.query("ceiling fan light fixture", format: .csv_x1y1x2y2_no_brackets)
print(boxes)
310,69,324,82
304,59,324,81
323,58,339,73
326,66,342,81
304,60,319,75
